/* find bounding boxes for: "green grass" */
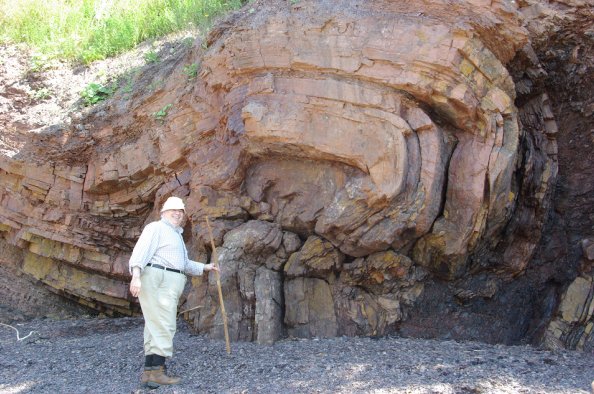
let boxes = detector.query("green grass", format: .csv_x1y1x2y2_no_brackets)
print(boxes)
0,0,245,64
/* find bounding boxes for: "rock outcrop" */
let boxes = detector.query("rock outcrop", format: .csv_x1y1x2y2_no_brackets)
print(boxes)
518,0,594,352
0,0,592,350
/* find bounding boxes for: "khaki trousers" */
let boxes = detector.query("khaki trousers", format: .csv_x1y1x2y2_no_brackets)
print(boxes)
138,266,186,358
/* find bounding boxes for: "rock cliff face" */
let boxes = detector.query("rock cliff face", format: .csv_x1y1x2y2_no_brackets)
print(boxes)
0,0,592,350
518,0,594,351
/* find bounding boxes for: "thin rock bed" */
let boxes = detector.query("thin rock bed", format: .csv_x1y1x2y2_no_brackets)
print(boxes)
0,317,592,393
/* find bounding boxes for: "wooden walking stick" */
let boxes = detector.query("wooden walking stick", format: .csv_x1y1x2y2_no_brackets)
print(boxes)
205,216,231,354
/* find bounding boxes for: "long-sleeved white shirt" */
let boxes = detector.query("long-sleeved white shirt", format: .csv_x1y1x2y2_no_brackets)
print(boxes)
128,218,205,276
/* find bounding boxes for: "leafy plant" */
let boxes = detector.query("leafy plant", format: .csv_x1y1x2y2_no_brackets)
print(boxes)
183,63,199,80
80,82,113,106
144,50,159,63
31,87,52,100
154,104,173,121
29,53,50,72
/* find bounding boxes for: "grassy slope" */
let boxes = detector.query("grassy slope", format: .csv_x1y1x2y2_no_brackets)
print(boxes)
0,0,245,64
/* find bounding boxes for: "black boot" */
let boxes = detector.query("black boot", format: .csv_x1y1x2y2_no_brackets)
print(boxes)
152,355,166,367
144,354,154,368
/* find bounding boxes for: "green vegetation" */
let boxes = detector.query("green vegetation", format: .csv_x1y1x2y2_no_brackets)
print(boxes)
120,68,140,94
28,53,52,72
147,79,165,92
0,0,246,64
80,82,114,106
31,87,52,101
183,63,199,80
154,103,173,121
144,50,160,64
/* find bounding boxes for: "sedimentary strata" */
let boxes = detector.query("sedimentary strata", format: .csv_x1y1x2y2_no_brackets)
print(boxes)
0,0,592,350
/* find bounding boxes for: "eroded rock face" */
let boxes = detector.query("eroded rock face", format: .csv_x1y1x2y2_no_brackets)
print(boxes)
0,0,591,349
518,0,594,352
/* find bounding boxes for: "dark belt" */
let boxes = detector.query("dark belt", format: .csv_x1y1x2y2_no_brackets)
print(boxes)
146,263,183,274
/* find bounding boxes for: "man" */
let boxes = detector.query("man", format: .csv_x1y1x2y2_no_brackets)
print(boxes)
129,196,218,388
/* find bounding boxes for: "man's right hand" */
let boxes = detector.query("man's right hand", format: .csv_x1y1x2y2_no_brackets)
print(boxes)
130,276,141,297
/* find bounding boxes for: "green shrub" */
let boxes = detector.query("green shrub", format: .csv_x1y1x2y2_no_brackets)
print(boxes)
80,82,113,106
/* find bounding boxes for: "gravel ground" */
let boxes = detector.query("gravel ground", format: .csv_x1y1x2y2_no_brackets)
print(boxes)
0,317,593,393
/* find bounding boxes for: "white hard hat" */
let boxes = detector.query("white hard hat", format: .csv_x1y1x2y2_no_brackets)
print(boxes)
161,196,186,212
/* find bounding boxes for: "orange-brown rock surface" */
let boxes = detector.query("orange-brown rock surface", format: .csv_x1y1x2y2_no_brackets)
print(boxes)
0,0,592,350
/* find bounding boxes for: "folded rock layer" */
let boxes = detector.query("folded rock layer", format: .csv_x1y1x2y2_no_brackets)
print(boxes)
0,0,591,350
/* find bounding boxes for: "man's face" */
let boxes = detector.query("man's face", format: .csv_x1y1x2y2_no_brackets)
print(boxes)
162,209,185,228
